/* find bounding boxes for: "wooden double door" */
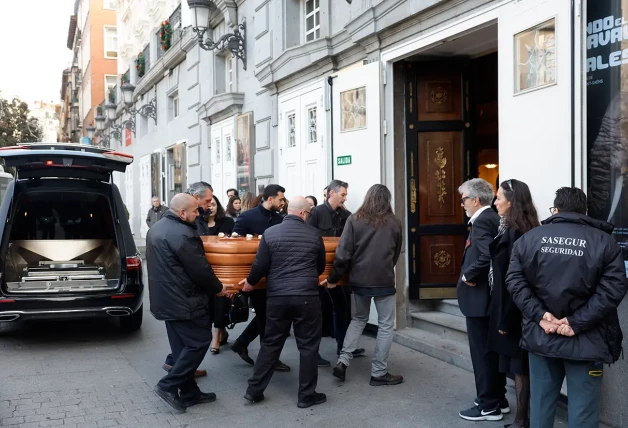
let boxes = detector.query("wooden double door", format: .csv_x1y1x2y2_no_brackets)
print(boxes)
405,62,472,300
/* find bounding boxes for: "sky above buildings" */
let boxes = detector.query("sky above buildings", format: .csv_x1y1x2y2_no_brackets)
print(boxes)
0,0,75,105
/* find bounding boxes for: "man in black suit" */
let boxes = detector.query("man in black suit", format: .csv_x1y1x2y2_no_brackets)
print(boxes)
456,178,507,422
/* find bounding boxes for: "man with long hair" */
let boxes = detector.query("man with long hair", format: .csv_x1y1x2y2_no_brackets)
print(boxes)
325,184,403,386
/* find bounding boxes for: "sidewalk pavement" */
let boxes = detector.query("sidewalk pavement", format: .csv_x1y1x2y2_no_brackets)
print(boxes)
0,291,583,428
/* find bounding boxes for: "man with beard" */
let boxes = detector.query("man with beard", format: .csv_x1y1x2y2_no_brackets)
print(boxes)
162,181,215,377
148,193,228,412
230,184,291,372
308,180,364,366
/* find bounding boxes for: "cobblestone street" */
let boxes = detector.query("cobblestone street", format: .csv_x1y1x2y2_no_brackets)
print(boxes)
0,287,574,428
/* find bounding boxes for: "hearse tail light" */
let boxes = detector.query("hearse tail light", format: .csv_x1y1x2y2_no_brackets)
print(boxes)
103,151,134,163
111,294,135,299
126,256,142,271
0,299,15,303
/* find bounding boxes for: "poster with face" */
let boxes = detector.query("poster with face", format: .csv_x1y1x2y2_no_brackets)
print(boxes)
586,0,628,274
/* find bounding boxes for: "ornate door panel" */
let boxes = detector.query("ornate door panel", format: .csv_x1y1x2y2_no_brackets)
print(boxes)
406,64,470,300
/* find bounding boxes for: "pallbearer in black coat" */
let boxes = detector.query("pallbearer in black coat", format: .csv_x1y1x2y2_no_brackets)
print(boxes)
488,179,540,428
456,178,506,422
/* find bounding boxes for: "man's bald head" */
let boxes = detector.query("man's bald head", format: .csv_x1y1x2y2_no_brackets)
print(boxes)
287,196,309,213
169,193,199,224
287,196,312,222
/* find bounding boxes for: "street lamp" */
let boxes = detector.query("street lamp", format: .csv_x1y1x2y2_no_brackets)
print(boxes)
117,82,157,136
121,83,136,106
86,125,95,140
105,102,117,121
94,113,106,131
187,0,247,70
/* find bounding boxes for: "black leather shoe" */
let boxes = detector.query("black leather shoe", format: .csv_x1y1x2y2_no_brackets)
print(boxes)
352,348,366,357
336,348,366,358
182,392,217,407
332,362,347,381
275,360,291,372
297,392,327,408
154,385,186,413
231,342,255,365
369,372,403,386
244,393,265,403
318,354,331,367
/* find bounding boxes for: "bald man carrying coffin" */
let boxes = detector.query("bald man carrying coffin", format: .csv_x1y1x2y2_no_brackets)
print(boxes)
240,196,329,409
147,193,229,413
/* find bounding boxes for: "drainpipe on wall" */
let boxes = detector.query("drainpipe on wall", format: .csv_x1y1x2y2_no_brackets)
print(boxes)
327,75,336,180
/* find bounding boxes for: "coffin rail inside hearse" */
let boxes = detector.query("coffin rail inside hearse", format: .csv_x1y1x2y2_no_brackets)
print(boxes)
0,143,144,331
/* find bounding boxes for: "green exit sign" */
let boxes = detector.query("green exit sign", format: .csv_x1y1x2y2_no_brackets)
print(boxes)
337,155,352,166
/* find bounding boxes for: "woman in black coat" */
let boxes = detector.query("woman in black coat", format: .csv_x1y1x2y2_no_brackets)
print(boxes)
488,179,539,428
199,196,235,354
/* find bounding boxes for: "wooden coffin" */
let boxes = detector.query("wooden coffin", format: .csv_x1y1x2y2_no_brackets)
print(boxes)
201,235,345,291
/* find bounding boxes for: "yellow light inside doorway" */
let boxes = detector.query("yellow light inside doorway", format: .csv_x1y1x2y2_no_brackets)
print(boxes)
484,164,498,169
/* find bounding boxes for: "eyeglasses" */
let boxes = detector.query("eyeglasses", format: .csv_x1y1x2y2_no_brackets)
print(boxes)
460,196,471,204
549,207,556,215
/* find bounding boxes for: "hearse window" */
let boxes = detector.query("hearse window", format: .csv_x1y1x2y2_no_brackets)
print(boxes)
10,193,116,240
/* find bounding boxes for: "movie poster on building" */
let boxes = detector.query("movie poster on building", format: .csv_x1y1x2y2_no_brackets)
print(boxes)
236,112,254,196
586,0,628,273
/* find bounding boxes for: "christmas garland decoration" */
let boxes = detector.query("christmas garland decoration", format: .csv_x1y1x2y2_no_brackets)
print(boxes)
135,52,145,78
160,20,172,52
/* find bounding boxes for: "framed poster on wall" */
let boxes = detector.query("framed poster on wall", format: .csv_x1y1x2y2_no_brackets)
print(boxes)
236,112,254,196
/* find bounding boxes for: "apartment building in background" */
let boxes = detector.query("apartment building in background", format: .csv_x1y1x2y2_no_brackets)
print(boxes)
65,0,118,142
30,101,61,143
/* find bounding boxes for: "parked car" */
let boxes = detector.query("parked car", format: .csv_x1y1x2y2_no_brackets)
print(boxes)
0,143,143,331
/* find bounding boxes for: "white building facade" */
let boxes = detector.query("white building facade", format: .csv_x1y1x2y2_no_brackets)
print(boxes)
30,101,61,143
105,1,628,423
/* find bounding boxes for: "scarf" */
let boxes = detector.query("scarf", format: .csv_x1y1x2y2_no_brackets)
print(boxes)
488,216,507,293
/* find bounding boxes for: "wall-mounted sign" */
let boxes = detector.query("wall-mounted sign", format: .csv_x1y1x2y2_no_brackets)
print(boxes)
337,155,352,166
125,128,132,147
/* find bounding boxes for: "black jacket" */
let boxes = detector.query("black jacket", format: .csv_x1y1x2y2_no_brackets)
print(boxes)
457,207,500,317
328,214,402,295
487,227,524,358
146,205,168,228
507,212,628,364
146,211,223,321
307,201,351,237
196,216,235,236
233,203,283,236
247,215,326,298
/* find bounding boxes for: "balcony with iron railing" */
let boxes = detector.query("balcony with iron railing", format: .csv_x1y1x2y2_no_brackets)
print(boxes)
156,4,182,60
136,43,150,80
170,4,182,45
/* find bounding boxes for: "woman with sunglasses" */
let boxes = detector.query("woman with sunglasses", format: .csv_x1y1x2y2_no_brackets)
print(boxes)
488,179,539,428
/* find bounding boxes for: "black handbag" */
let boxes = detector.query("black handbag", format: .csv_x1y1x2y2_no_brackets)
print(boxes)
227,292,249,329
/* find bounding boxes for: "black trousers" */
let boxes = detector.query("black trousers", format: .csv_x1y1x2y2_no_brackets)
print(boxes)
466,316,507,410
247,296,322,401
158,318,212,401
235,289,267,347
327,286,352,354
